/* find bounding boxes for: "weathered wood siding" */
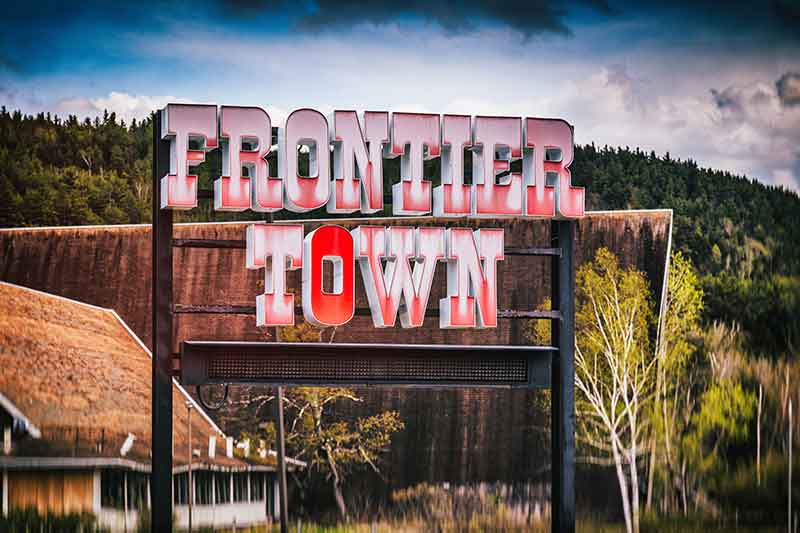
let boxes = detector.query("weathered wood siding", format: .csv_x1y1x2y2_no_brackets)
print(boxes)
8,470,94,514
0,211,671,487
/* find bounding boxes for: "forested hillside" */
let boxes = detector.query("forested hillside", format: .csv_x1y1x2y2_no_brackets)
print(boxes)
1,107,798,355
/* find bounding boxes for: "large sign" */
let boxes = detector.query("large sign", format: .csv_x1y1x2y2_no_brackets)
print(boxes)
159,104,584,329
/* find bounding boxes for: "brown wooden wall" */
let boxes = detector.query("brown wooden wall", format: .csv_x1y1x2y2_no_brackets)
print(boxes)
8,470,94,514
0,211,672,488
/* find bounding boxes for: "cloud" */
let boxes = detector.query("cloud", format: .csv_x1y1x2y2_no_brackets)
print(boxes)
41,65,800,197
220,0,615,37
776,72,800,107
523,66,800,192
52,91,295,128
55,92,193,124
5,3,794,199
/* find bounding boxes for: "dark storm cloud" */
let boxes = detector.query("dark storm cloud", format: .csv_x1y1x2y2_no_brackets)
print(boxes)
618,0,800,41
774,0,800,28
711,88,743,112
776,72,800,107
710,83,775,119
221,0,616,36
215,0,798,41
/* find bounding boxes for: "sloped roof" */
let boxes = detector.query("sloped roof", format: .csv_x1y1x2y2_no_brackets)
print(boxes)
0,281,273,470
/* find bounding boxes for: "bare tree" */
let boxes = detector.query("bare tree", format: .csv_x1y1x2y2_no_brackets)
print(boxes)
573,248,656,533
236,320,403,520
283,387,403,519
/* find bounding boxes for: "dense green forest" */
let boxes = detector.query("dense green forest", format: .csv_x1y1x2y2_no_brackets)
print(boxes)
1,107,797,357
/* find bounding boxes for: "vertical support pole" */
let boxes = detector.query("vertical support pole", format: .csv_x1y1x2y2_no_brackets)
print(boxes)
187,403,193,533
276,386,289,533
551,220,576,533
2,468,8,517
124,470,129,533
152,110,174,532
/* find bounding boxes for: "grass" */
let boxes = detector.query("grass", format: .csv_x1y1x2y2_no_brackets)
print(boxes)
189,516,788,533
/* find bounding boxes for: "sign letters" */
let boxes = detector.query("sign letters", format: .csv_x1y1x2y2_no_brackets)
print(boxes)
159,103,585,329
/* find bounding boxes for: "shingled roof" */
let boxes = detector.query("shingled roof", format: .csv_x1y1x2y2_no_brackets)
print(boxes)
0,281,274,471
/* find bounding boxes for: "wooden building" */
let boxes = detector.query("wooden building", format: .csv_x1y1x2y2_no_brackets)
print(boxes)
0,281,303,530
0,211,671,493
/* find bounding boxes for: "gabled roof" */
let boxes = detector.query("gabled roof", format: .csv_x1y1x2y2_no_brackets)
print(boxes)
0,281,274,470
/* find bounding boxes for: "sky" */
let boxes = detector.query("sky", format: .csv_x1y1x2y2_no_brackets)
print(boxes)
1,0,799,191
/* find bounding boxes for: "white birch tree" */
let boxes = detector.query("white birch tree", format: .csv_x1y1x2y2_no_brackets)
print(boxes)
573,248,656,533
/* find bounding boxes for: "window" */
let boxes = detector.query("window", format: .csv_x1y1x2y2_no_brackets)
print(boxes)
250,472,264,501
101,469,147,510
174,472,188,505
101,469,125,509
266,473,275,516
127,472,148,510
214,473,231,504
194,471,213,505
233,472,248,502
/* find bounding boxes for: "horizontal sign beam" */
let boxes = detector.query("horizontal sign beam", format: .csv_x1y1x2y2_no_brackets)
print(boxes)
173,304,561,320
172,238,562,257
181,341,553,389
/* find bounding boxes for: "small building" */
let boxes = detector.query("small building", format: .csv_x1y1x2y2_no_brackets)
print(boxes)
0,281,302,531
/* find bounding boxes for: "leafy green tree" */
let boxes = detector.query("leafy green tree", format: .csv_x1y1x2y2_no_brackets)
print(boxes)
647,252,705,514
683,382,756,482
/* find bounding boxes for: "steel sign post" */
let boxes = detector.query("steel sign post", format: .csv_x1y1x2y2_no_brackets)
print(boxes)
152,112,175,532
275,387,289,533
551,220,576,532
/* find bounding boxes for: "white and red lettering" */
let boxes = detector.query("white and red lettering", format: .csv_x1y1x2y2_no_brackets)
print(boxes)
433,115,472,217
158,104,584,220
280,109,330,212
352,226,445,328
328,111,389,214
302,225,355,327
389,113,440,215
246,224,303,326
524,118,584,218
439,228,505,329
215,106,280,212
160,103,217,210
472,116,523,217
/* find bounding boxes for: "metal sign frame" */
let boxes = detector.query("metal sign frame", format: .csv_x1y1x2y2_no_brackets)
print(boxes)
151,112,575,532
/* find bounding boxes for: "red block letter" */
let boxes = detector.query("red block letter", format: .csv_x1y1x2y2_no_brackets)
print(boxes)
439,228,504,328
472,116,523,217
160,103,217,210
352,226,444,328
302,225,355,327
390,113,440,215
215,106,281,212
433,115,472,217
246,224,303,326
328,111,389,214
523,118,583,218
280,109,330,212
